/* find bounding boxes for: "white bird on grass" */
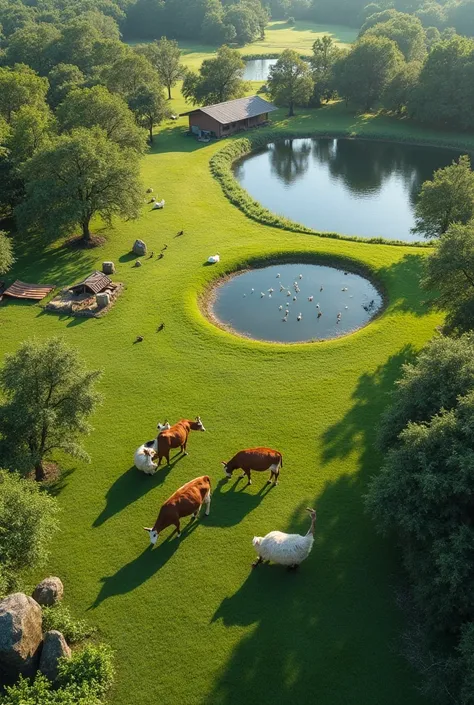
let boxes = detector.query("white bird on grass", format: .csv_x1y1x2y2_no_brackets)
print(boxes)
252,508,317,569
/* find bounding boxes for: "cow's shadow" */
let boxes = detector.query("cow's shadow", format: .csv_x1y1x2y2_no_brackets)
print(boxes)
205,477,274,528
89,519,200,608
93,453,185,527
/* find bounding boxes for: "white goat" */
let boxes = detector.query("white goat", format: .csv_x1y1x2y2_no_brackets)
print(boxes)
134,422,170,475
252,508,317,569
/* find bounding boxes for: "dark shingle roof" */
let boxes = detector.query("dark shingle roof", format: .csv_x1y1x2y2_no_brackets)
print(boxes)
190,96,277,125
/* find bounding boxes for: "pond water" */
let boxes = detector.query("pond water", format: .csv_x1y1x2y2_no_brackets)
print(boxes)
211,263,382,343
243,58,278,81
234,138,466,241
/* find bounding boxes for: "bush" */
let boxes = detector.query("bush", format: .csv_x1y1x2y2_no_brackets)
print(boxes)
57,645,115,698
0,470,59,595
42,604,96,644
0,673,102,704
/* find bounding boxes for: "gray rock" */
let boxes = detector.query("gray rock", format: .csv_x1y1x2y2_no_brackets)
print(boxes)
0,593,43,678
102,261,115,275
39,631,71,682
96,292,110,308
32,577,64,607
134,260,142,267
146,187,153,193
132,239,147,256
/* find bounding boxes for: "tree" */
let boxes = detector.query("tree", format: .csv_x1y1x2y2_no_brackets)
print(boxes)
103,52,158,101
422,222,474,333
0,469,59,593
310,35,344,106
47,63,85,108
17,128,143,244
0,64,49,124
361,12,427,62
267,49,313,116
7,104,55,165
223,2,265,44
381,60,421,115
333,35,405,111
129,82,170,142
5,22,61,76
0,231,14,275
412,155,474,238
448,0,474,38
57,85,147,153
135,37,185,100
182,45,247,106
0,338,102,481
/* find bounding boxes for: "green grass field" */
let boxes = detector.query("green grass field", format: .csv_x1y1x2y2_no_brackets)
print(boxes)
3,103,474,705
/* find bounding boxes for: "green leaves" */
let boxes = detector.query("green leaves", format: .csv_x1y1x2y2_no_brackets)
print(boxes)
267,49,313,116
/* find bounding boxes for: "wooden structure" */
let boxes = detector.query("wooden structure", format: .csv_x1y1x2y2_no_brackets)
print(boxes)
69,271,112,295
185,95,277,139
2,280,56,301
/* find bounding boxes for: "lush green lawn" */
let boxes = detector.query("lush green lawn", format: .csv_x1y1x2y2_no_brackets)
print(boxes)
4,104,474,705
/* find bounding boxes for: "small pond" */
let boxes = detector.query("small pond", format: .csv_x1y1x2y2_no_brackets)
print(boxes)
243,58,278,81
210,263,383,343
234,138,467,241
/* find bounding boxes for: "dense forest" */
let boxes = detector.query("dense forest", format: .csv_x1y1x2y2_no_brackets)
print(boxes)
0,0,473,46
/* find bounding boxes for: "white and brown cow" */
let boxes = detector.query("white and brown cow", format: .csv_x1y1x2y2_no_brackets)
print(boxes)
222,448,283,486
143,475,211,544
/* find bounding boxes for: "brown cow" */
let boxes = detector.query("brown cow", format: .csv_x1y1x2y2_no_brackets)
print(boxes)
143,475,211,544
222,447,283,486
156,417,206,465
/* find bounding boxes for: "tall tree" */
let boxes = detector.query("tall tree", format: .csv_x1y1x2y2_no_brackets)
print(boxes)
5,23,62,76
361,12,427,62
333,35,404,111
135,37,185,100
381,60,421,115
182,45,247,106
0,338,102,481
423,221,474,333
268,49,314,116
7,104,55,165
310,35,344,106
0,470,59,592
128,82,170,142
0,64,49,124
47,63,85,108
413,155,474,238
0,231,14,275
103,52,157,101
17,127,143,243
57,85,147,153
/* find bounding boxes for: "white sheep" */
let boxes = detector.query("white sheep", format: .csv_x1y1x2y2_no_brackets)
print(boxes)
252,508,317,569
207,254,220,264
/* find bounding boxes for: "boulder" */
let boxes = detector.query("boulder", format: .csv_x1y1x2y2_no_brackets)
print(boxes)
134,260,142,268
32,577,64,607
133,239,147,256
0,593,43,678
96,292,110,308
39,631,71,682
102,261,115,275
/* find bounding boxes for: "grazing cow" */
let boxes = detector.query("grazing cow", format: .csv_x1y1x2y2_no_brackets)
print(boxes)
222,447,283,486
134,422,171,474
143,475,211,544
156,417,206,466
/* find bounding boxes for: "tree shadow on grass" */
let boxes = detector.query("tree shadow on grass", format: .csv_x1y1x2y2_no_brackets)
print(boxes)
89,519,200,609
378,253,434,318
93,457,184,527
205,477,274,528
322,344,417,469
205,476,421,705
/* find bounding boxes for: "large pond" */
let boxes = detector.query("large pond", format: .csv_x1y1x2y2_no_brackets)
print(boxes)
243,58,277,81
234,138,466,241
210,263,383,343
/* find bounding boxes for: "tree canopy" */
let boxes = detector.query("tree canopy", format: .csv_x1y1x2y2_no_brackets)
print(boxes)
412,155,474,238
0,231,14,275
267,49,313,115
0,337,102,481
17,127,143,243
182,45,247,106
135,37,185,100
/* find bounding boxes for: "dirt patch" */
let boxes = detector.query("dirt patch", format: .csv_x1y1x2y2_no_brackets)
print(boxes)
66,234,107,249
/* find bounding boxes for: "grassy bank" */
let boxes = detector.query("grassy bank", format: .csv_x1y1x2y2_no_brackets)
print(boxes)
1,104,466,705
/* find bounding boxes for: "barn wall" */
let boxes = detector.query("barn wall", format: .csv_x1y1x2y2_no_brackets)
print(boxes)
188,113,222,137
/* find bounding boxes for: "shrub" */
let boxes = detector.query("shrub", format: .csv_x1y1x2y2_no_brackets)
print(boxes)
57,645,115,697
0,673,102,704
0,470,59,595
42,604,96,644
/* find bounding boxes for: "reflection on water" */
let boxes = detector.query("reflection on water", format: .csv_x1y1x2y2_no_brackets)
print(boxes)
234,138,467,241
243,59,278,81
212,263,382,343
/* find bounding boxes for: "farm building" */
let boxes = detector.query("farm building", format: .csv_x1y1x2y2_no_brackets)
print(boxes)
185,95,277,139
69,271,112,295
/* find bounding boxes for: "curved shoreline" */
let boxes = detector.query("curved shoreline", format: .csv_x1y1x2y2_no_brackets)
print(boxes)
199,253,387,346
210,128,474,248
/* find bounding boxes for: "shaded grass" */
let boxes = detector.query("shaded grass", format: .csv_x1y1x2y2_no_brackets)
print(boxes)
0,104,462,705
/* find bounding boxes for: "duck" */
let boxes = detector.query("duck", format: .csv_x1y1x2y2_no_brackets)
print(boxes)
276,273,281,278
308,296,314,302
279,305,283,311
317,311,322,318
299,274,303,280
260,292,265,298
320,286,323,292
293,296,297,302
297,313,302,321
